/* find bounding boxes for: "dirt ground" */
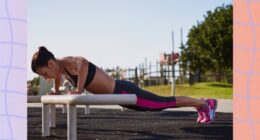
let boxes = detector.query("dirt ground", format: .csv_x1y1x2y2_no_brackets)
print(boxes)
28,107,232,140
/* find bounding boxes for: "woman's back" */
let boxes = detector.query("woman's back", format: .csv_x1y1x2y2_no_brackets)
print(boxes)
60,56,116,94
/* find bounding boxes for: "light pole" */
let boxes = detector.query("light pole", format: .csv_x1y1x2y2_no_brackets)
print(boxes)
171,31,175,96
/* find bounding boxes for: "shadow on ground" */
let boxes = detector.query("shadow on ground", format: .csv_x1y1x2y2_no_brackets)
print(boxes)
28,107,233,140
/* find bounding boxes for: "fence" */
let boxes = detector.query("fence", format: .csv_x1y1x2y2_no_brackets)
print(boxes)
104,58,232,87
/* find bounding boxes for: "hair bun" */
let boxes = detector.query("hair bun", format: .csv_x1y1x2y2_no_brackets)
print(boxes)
39,46,48,52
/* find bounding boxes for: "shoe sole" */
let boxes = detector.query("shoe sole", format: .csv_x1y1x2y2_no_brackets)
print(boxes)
213,99,218,120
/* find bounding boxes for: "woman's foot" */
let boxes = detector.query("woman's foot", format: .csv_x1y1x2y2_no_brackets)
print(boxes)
196,98,218,124
196,98,205,123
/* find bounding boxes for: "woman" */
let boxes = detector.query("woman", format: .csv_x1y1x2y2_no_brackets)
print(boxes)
31,46,217,124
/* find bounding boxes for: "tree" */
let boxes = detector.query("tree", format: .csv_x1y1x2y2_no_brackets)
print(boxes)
180,4,232,82
28,77,40,95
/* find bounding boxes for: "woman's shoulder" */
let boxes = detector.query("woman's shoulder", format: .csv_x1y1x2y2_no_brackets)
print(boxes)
59,56,89,64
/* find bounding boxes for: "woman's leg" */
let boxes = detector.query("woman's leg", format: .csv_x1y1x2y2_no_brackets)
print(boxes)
113,80,217,124
175,96,208,108
114,80,207,111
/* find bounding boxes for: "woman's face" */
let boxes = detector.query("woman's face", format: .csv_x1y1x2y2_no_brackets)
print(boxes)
36,60,60,80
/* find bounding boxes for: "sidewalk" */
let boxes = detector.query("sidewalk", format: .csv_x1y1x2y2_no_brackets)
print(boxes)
28,99,232,113
166,99,232,113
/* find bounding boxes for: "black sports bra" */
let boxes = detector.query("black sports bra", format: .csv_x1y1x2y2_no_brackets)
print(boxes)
64,62,96,88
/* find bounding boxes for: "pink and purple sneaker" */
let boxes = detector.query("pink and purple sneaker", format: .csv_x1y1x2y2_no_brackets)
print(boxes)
196,98,205,123
196,98,218,124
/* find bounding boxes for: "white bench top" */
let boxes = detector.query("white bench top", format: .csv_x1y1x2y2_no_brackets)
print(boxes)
41,94,137,105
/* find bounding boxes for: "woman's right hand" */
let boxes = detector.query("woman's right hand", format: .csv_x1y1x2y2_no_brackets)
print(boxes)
47,91,59,95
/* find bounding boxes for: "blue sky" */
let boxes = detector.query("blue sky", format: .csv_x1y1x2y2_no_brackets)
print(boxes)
28,0,232,80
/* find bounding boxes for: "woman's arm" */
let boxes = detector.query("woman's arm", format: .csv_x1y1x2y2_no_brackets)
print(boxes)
48,74,62,95
67,57,88,94
54,74,62,94
63,56,88,95
75,57,88,94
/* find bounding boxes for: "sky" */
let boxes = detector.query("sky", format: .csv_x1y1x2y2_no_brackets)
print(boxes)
28,0,232,80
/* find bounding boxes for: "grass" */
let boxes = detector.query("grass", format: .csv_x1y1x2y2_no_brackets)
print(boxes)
143,82,233,99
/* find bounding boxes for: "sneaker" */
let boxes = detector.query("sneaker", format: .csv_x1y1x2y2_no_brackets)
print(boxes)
196,98,206,123
200,99,218,124
196,107,205,123
208,99,218,121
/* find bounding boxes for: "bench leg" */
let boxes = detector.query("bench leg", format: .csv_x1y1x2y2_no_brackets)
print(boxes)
85,105,90,115
50,104,56,127
42,103,50,136
62,104,67,114
67,104,77,140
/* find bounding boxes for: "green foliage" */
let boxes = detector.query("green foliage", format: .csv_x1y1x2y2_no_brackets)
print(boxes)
28,77,40,95
31,77,40,86
180,5,232,82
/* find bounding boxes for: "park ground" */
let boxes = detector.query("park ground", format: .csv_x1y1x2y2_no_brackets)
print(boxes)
28,107,232,140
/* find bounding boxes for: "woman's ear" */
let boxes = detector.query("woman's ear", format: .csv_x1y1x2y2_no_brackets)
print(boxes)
48,60,54,68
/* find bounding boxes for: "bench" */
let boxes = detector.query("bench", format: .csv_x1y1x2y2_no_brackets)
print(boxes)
41,94,137,140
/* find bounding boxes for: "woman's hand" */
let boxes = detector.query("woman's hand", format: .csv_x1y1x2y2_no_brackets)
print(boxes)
47,91,59,95
67,90,81,95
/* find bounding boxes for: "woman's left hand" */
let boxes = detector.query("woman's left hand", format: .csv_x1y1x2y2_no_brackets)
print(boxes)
67,90,81,95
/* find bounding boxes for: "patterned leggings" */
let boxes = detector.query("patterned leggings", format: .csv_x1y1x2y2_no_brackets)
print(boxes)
113,80,176,111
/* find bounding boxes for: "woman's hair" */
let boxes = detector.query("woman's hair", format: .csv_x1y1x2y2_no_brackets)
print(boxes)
31,46,56,73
